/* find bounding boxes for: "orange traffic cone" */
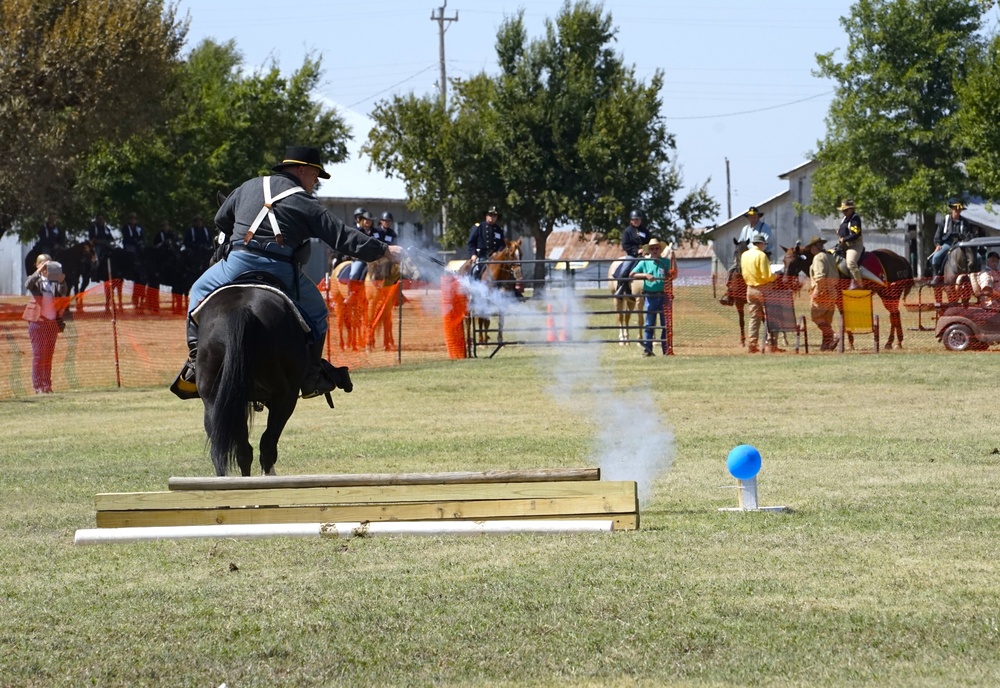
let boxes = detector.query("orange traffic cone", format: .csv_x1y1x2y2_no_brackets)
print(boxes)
546,304,556,342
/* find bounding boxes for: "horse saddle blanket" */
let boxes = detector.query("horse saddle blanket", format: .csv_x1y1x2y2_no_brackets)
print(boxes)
191,283,311,333
835,251,886,286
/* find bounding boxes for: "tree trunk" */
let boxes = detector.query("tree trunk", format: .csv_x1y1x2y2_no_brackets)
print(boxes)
531,221,553,293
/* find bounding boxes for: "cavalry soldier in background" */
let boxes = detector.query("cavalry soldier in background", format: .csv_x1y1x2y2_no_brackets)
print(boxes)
88,213,115,265
929,200,974,284
37,214,66,253
346,207,375,280
467,206,507,281
614,209,651,295
836,199,863,289
736,206,772,257
184,215,213,252
152,220,180,250
373,211,398,245
121,213,144,256
172,145,403,400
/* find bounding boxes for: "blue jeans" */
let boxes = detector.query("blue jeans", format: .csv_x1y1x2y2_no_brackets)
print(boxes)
929,243,952,275
347,260,367,281
643,293,667,353
188,250,326,341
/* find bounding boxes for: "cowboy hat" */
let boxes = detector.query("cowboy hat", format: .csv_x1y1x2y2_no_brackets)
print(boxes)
751,233,768,244
837,199,856,211
805,235,826,247
272,145,331,179
948,200,965,210
744,206,764,217
641,237,666,252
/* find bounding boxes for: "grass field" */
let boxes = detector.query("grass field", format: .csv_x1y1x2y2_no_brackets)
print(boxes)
3,346,1000,686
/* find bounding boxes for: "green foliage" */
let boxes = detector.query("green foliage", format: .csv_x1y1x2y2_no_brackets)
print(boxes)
72,39,351,235
0,0,187,239
956,33,1000,198
810,0,986,237
365,1,717,259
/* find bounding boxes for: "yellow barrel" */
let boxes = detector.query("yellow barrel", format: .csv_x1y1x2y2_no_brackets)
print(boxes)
842,289,873,332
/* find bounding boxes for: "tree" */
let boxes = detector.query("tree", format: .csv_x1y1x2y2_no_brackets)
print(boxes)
73,39,351,233
0,0,187,241
366,1,716,280
810,0,986,271
956,33,1000,198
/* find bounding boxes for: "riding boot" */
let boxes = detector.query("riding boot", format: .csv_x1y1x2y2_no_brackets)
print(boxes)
301,341,353,400
169,317,200,400
848,280,861,290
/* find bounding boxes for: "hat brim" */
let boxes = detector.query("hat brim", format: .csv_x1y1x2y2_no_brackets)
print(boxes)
272,161,331,179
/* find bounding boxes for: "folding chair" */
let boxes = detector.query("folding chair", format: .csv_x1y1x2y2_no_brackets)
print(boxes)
763,289,809,353
840,288,880,353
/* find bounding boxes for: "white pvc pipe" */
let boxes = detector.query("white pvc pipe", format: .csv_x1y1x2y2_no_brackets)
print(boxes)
74,519,615,545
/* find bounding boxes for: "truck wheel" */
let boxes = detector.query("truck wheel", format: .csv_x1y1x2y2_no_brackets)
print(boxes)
942,323,974,351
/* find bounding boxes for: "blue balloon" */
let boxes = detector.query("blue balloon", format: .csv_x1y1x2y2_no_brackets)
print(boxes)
727,444,761,480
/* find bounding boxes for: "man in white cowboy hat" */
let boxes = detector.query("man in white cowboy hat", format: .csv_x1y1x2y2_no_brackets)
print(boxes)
928,199,974,284
629,237,677,357
806,235,838,351
736,206,772,257
172,145,404,401
836,199,864,289
740,232,781,353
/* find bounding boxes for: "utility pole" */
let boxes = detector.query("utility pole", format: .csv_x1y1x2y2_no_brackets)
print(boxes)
725,158,732,219
430,1,458,107
430,1,458,238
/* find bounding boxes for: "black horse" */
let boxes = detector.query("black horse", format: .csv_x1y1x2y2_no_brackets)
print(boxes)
195,284,309,476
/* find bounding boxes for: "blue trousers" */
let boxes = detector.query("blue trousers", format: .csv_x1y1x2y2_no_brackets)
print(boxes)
187,251,326,341
929,243,952,275
643,293,667,353
347,260,367,281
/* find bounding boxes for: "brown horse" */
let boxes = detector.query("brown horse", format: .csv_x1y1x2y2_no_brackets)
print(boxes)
719,237,751,346
364,255,401,352
607,258,644,345
456,240,523,345
783,244,914,349
330,256,405,352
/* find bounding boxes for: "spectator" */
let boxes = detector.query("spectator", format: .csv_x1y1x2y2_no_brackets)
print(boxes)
629,238,676,357
172,145,403,401
977,251,1000,305
467,206,507,281
740,232,780,353
836,199,863,289
929,200,974,284
806,236,838,351
24,255,68,394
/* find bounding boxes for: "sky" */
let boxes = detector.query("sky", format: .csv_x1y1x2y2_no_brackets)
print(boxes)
173,0,873,224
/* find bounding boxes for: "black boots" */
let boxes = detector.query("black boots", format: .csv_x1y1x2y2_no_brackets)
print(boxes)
301,341,353,399
169,317,200,400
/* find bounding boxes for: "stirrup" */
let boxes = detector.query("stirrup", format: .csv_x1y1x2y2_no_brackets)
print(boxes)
169,359,199,400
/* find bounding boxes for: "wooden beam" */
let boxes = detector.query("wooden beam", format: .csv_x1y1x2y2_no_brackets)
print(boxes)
167,467,600,491
97,480,634,512
95,492,638,529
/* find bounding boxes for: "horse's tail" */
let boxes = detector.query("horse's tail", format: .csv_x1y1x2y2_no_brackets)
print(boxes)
208,306,254,476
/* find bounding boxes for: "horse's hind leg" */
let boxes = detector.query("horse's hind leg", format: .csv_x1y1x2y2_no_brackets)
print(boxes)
260,397,297,476
737,304,746,346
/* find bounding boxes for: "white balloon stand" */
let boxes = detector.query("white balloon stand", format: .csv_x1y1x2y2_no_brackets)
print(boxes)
718,477,787,512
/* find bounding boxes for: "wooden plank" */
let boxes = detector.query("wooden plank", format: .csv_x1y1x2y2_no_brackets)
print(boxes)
96,480,636,512
95,492,638,528
167,467,600,491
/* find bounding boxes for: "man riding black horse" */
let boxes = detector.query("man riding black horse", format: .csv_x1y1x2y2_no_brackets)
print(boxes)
172,145,404,400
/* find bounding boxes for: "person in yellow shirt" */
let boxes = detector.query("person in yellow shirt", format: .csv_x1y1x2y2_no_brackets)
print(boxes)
740,233,780,353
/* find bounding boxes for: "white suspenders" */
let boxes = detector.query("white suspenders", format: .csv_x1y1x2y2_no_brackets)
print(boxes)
243,176,304,246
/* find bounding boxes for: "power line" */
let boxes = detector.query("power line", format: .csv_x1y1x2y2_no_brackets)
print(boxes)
667,90,833,120
345,65,438,109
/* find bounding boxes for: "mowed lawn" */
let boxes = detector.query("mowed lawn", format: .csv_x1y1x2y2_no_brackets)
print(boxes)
3,347,1000,687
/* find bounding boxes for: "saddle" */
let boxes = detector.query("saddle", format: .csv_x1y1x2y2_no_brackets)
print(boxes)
834,249,887,286
190,275,311,333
